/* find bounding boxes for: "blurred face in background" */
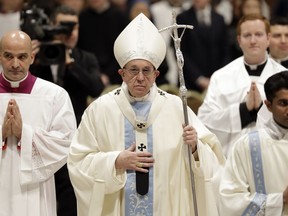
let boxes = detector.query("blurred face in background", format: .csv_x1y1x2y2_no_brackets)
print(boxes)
54,14,79,49
87,0,108,10
111,0,127,10
269,25,288,60
59,0,86,13
0,0,23,12
168,0,183,7
242,0,261,16
129,1,151,20
193,0,210,10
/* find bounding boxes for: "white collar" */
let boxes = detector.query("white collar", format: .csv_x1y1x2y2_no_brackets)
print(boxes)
121,82,157,103
244,53,268,70
2,72,28,88
270,54,288,63
265,118,288,140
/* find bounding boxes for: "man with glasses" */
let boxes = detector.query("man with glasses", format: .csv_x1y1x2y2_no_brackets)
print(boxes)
67,13,225,216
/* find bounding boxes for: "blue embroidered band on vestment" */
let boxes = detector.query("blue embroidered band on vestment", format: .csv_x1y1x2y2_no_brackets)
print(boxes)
124,102,153,215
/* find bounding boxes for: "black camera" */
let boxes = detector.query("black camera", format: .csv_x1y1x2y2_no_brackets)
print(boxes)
20,5,75,65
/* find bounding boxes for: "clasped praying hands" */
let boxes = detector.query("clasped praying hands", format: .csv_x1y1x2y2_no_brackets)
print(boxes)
2,99,22,141
246,82,263,111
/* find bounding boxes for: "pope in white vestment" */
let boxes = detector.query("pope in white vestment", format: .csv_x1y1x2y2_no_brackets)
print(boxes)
68,83,225,216
68,13,226,216
197,56,286,156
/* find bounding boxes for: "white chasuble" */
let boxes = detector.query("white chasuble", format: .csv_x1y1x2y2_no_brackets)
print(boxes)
68,84,226,216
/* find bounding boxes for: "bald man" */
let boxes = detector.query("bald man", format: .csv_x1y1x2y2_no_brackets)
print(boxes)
0,30,76,216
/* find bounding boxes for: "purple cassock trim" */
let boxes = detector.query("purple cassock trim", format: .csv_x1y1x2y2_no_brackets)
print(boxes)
0,72,37,94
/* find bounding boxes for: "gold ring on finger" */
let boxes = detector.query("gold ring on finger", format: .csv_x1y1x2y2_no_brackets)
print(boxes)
136,162,143,168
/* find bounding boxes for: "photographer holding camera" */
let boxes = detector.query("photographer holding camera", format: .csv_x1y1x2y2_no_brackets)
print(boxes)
27,5,106,216
29,5,106,125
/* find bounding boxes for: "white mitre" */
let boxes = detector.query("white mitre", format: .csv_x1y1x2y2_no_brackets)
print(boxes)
113,13,166,69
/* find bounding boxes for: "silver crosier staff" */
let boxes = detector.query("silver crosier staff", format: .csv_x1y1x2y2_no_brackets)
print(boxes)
159,10,198,216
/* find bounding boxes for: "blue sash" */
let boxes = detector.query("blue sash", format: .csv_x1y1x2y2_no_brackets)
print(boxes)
124,101,153,216
242,131,267,216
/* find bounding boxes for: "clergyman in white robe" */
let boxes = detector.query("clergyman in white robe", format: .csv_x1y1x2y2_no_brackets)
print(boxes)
219,118,288,215
68,83,226,216
0,72,77,216
197,56,286,156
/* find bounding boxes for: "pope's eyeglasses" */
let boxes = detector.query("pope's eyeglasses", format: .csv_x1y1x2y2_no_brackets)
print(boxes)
123,67,155,76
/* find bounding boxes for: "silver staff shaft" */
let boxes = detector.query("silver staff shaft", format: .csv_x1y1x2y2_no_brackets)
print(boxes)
159,10,198,216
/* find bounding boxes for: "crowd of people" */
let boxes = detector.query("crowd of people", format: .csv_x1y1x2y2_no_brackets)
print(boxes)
0,0,288,215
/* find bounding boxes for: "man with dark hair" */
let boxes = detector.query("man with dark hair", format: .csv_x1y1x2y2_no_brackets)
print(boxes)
269,16,288,68
219,70,288,215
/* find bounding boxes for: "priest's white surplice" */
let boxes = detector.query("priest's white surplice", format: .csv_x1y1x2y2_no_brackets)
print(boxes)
0,78,76,216
197,56,286,156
